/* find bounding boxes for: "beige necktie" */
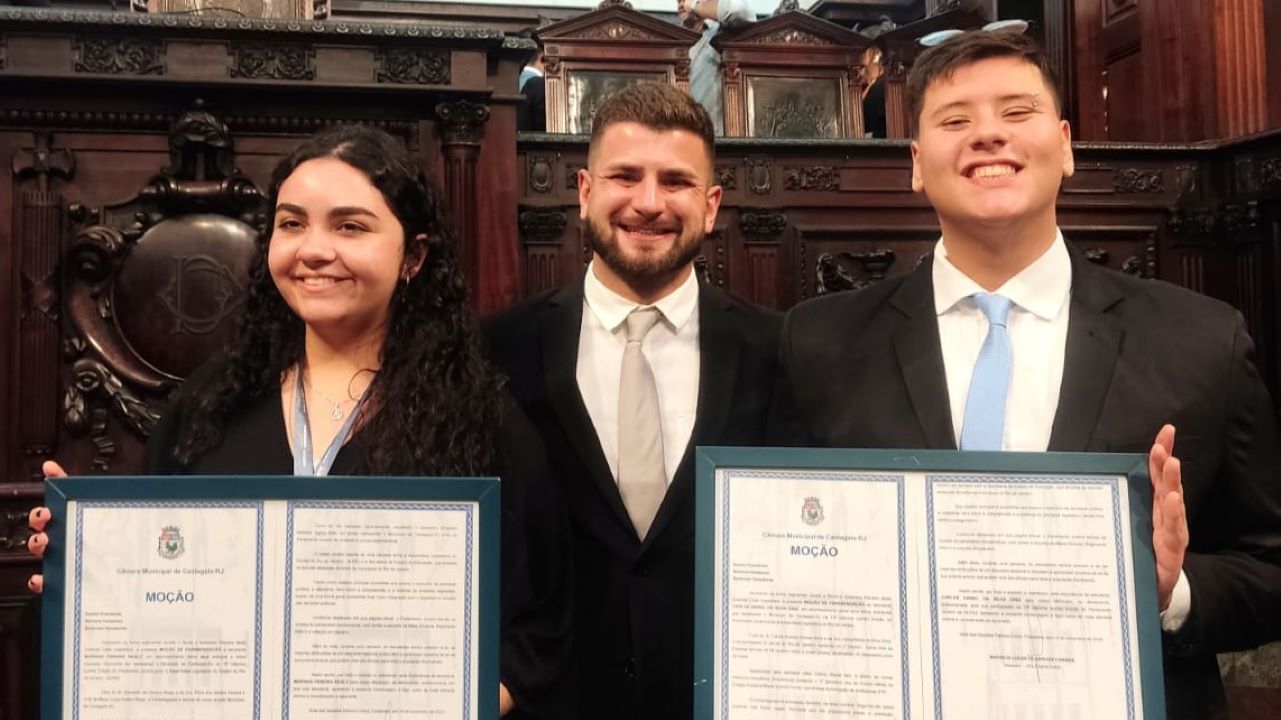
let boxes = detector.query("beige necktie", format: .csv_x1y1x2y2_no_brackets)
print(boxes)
617,307,667,540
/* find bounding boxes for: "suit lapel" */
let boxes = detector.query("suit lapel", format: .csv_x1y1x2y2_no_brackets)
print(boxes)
890,257,957,449
1048,255,1126,451
540,279,635,529
641,283,741,550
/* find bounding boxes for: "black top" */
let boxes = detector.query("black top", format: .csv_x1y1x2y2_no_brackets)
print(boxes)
146,375,575,720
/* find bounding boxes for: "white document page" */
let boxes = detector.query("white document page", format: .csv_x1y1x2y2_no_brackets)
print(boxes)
711,469,1143,720
63,498,481,720
713,471,912,719
64,501,264,720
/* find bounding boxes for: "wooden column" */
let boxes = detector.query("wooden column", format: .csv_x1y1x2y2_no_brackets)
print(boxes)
883,46,911,139
435,100,490,308
722,62,746,137
1268,0,1281,131
1213,0,1269,138
10,132,72,483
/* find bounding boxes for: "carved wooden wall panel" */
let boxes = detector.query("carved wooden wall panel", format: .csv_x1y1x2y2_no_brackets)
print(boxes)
516,133,1281,400
1073,0,1276,142
0,15,537,717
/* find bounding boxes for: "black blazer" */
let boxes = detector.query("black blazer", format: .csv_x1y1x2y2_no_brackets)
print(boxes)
517,75,546,132
147,378,575,720
771,251,1281,720
485,277,781,720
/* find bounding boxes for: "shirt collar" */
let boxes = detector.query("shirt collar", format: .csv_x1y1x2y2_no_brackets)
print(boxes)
932,229,1071,320
583,260,701,333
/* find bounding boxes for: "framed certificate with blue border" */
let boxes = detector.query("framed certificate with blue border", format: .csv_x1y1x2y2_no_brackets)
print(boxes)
694,448,1166,720
39,475,500,720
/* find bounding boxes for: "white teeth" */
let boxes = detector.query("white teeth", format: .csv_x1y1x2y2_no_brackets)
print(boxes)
300,277,338,286
972,164,1017,179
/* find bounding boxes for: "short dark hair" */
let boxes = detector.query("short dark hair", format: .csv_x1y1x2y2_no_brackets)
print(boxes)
588,82,715,169
906,30,1061,130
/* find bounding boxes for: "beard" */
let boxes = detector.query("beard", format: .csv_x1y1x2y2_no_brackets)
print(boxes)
584,215,704,285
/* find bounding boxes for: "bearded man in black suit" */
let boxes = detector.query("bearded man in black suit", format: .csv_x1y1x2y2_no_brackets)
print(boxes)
487,82,780,720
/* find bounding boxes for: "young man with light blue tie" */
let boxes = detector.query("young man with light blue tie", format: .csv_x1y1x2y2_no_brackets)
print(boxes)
769,29,1281,720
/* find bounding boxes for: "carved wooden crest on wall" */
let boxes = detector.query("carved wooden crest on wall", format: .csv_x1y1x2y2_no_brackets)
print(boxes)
62,108,261,470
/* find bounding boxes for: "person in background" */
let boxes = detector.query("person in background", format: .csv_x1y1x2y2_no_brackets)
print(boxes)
517,29,547,132
678,0,754,135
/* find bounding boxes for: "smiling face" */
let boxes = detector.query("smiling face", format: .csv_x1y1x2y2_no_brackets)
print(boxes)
910,55,1074,239
578,120,722,299
267,156,410,340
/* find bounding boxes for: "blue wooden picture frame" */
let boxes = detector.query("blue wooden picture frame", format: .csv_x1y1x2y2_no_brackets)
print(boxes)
41,475,500,720
694,447,1165,720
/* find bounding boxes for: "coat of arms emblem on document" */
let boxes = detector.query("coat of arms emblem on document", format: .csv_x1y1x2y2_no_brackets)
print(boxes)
801,497,824,526
157,526,185,559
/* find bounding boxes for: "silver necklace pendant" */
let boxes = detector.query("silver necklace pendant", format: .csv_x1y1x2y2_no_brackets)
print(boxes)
328,403,344,421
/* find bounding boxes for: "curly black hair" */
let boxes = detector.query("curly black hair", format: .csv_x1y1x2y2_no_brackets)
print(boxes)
171,124,504,475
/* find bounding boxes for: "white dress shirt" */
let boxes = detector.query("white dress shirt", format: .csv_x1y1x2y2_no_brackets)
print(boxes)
932,230,1190,631
577,262,700,487
933,232,1071,452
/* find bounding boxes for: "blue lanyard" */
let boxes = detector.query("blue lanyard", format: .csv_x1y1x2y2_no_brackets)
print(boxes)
292,368,365,477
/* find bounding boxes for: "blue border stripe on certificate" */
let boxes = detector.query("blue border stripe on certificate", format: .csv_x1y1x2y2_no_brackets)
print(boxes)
282,500,476,720
693,448,1163,720
925,474,1135,720
70,501,264,720
43,475,500,720
717,469,910,719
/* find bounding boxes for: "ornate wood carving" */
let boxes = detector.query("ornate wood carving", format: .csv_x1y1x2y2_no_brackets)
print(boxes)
518,207,568,245
436,100,491,297
816,248,896,294
58,108,262,471
1113,168,1165,194
883,48,909,82
674,58,692,83
1234,155,1260,195
1167,208,1218,244
1,7,506,40
436,100,490,145
377,48,450,85
784,165,839,191
528,156,555,194
230,43,315,81
716,165,737,190
746,157,772,195
1262,156,1281,186
696,229,727,287
1221,202,1263,233
751,28,829,45
739,209,788,243
73,36,164,76
0,506,35,551
694,255,713,285
12,132,75,474
0,109,415,138
580,22,656,41
1128,236,1158,279
567,164,586,190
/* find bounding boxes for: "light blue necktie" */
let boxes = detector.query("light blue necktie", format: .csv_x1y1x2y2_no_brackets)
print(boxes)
959,293,1014,451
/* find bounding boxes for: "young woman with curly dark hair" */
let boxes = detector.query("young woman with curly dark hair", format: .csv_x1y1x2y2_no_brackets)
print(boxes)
28,125,573,719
